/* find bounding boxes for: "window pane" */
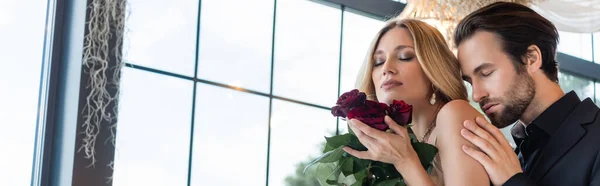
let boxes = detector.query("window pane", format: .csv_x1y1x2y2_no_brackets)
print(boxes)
558,71,595,99
124,0,199,76
113,68,193,186
191,84,269,186
594,32,600,64
268,100,337,186
197,0,273,93
0,0,48,185
340,9,384,93
596,81,599,105
558,31,593,62
273,0,341,106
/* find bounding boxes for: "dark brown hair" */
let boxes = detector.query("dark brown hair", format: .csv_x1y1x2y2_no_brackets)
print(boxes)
454,2,559,82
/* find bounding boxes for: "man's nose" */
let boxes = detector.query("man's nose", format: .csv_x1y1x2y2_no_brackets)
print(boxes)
471,82,488,103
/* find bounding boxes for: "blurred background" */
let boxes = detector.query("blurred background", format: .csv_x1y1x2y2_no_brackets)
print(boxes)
1,0,599,185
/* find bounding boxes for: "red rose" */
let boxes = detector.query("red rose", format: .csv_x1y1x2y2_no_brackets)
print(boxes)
347,100,389,131
331,89,367,118
388,100,412,126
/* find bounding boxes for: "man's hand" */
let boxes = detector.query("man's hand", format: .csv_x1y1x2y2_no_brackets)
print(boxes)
461,117,523,186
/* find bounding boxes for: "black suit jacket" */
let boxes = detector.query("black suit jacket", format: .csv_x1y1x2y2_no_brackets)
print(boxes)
504,98,600,186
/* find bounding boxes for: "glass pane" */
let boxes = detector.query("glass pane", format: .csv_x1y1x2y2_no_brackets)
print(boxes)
557,31,593,62
191,84,269,186
113,68,193,186
124,0,199,76
197,0,273,93
594,32,600,64
273,0,341,106
340,9,384,94
268,100,337,186
0,0,48,185
338,118,348,134
558,71,595,100
596,81,599,105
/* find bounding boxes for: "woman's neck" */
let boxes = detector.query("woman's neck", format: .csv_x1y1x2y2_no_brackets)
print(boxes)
410,101,443,141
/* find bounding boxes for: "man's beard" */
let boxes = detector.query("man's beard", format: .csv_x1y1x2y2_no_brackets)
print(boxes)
481,73,536,128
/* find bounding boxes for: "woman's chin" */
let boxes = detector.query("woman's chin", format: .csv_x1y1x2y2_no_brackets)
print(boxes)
378,97,395,105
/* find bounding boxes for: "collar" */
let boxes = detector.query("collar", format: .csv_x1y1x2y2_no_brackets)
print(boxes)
531,91,580,137
511,91,580,138
511,120,528,139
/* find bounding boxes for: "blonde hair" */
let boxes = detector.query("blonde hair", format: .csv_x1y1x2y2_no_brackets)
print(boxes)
356,18,468,103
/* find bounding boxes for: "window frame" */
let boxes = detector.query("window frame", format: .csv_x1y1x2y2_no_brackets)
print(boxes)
34,0,600,186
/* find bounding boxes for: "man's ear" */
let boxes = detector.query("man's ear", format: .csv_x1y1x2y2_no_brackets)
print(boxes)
521,45,542,74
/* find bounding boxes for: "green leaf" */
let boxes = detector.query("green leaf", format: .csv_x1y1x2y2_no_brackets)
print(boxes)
351,169,368,186
320,147,346,163
323,144,335,153
348,134,367,151
408,133,418,143
325,179,338,185
407,127,418,143
324,134,352,153
304,151,333,174
412,141,438,169
395,180,407,186
352,157,370,173
374,178,401,186
304,147,344,174
316,163,338,185
341,157,354,176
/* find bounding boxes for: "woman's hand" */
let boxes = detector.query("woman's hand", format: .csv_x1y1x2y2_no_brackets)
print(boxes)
343,116,419,169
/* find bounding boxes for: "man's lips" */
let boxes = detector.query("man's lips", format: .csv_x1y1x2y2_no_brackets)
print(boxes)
482,103,498,114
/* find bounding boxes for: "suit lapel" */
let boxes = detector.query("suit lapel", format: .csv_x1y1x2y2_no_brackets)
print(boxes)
528,99,598,182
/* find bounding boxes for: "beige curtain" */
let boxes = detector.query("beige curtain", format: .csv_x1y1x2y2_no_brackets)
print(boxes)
531,0,600,33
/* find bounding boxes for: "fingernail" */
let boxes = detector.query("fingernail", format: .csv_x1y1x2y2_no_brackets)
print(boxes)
462,145,468,151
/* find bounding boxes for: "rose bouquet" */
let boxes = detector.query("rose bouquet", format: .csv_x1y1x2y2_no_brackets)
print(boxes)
304,89,438,186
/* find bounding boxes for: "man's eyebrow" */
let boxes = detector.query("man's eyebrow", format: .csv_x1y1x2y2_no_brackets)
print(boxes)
473,63,494,75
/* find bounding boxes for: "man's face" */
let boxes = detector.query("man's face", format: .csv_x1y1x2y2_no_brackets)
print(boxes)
458,31,535,128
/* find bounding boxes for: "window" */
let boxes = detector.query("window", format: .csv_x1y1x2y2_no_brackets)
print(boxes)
594,32,600,64
596,81,600,105
0,0,48,185
190,84,269,186
197,0,274,93
123,0,199,76
558,31,593,62
340,9,384,94
113,68,193,186
273,0,341,106
558,71,595,100
268,100,336,186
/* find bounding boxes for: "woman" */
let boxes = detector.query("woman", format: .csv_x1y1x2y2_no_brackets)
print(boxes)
342,18,490,185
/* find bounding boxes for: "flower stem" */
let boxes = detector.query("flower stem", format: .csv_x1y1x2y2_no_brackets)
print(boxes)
367,163,372,185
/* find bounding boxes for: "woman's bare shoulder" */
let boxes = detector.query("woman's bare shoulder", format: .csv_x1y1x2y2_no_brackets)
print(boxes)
436,100,483,131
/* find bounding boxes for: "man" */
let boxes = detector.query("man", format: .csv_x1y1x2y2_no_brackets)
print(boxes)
454,2,600,186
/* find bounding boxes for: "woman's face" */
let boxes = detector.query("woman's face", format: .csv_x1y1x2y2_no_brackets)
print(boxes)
372,27,432,106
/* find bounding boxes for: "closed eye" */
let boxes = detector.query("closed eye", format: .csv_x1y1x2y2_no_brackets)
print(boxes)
373,57,385,67
399,57,413,61
482,70,494,77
